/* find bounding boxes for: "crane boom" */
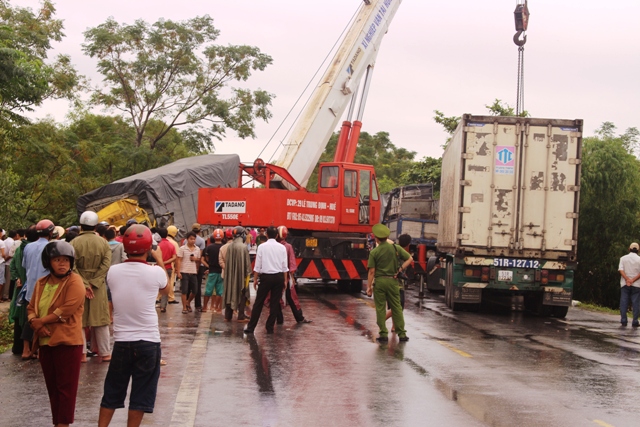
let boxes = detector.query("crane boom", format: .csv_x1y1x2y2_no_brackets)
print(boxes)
274,0,402,187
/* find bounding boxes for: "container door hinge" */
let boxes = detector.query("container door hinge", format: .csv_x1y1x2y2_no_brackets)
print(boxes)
462,153,475,160
564,239,577,246
566,212,579,219
568,158,582,165
458,234,470,240
460,180,472,186
459,207,471,213
567,185,580,192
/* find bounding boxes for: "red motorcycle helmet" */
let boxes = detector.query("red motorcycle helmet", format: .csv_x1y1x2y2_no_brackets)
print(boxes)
123,224,153,255
224,228,234,239
277,225,288,240
213,229,224,240
36,219,55,236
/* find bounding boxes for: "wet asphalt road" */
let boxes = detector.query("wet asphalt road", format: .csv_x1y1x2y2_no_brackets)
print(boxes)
0,285,639,427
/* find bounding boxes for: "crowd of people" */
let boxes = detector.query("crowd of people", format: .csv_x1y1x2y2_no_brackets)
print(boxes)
1,210,416,426
0,214,319,426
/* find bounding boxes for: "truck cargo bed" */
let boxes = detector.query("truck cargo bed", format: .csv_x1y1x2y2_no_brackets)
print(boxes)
437,115,582,261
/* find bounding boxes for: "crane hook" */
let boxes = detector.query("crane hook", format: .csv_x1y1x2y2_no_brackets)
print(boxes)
513,30,527,47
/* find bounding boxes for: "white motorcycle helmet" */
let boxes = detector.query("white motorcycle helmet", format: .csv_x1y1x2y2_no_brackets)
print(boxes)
79,211,100,227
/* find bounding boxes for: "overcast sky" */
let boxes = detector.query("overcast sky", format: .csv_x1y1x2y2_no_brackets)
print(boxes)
23,0,640,163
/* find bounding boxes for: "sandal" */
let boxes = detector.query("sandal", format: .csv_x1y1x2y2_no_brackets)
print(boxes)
160,308,166,313
182,310,188,314
187,306,192,312
160,359,167,366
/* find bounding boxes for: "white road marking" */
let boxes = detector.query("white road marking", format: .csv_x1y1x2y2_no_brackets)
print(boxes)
170,311,212,427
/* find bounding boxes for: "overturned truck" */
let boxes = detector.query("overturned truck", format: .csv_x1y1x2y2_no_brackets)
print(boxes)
77,154,240,235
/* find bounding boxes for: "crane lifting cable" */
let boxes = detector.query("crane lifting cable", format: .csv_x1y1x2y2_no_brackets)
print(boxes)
513,0,530,116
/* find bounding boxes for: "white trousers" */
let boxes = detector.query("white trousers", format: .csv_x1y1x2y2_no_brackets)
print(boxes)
82,325,111,356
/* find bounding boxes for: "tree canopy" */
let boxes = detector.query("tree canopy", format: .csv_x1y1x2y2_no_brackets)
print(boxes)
0,0,81,123
0,113,197,228
575,124,640,308
83,15,274,150
305,131,416,194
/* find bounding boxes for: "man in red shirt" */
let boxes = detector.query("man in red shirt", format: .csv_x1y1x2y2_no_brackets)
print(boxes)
276,226,311,324
157,228,177,312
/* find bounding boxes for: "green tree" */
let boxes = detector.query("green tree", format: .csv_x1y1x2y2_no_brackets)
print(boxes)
575,123,640,308
83,15,274,150
305,131,416,193
0,0,82,228
401,157,442,195
0,0,82,123
8,119,80,226
0,113,199,228
433,110,460,135
68,113,193,183
595,121,640,156
485,98,529,118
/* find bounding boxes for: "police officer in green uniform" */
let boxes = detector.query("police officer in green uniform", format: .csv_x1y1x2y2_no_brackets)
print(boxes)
367,224,411,342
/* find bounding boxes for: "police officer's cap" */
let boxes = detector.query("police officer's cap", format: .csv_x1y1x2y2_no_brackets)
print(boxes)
372,223,390,239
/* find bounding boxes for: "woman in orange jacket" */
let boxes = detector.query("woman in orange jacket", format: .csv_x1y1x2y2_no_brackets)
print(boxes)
27,241,85,427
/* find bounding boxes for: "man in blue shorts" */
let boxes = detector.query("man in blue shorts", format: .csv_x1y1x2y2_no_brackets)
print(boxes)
98,225,168,427
202,229,224,312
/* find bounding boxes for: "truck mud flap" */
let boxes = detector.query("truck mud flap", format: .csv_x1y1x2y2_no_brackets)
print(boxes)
296,258,368,281
542,287,572,307
453,287,482,304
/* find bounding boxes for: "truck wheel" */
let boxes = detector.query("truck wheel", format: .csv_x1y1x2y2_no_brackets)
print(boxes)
525,294,551,316
445,283,451,308
447,272,465,312
451,301,464,312
349,280,363,293
445,262,453,309
551,305,569,318
426,256,443,293
337,280,350,293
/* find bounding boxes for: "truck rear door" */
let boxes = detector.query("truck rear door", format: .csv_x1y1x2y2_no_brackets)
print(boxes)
518,123,581,254
459,121,521,251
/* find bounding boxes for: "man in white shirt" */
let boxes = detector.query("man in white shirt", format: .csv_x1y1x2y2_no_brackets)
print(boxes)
619,242,640,327
244,226,288,334
98,225,168,427
175,232,201,313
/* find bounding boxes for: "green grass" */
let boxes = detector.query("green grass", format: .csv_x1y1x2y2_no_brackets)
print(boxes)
0,315,13,354
576,302,618,315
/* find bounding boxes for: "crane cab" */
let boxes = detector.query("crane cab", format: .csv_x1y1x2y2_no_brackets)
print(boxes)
317,162,381,228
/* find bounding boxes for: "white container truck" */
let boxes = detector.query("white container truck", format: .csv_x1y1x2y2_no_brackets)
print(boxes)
437,114,583,317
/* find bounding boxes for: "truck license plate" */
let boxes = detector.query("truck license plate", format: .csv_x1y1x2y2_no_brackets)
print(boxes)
494,258,540,268
498,271,513,281
305,238,318,248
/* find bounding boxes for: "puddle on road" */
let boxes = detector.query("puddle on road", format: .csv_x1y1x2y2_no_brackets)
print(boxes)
314,295,376,341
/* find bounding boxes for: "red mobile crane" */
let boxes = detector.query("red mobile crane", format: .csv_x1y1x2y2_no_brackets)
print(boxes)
198,0,402,291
